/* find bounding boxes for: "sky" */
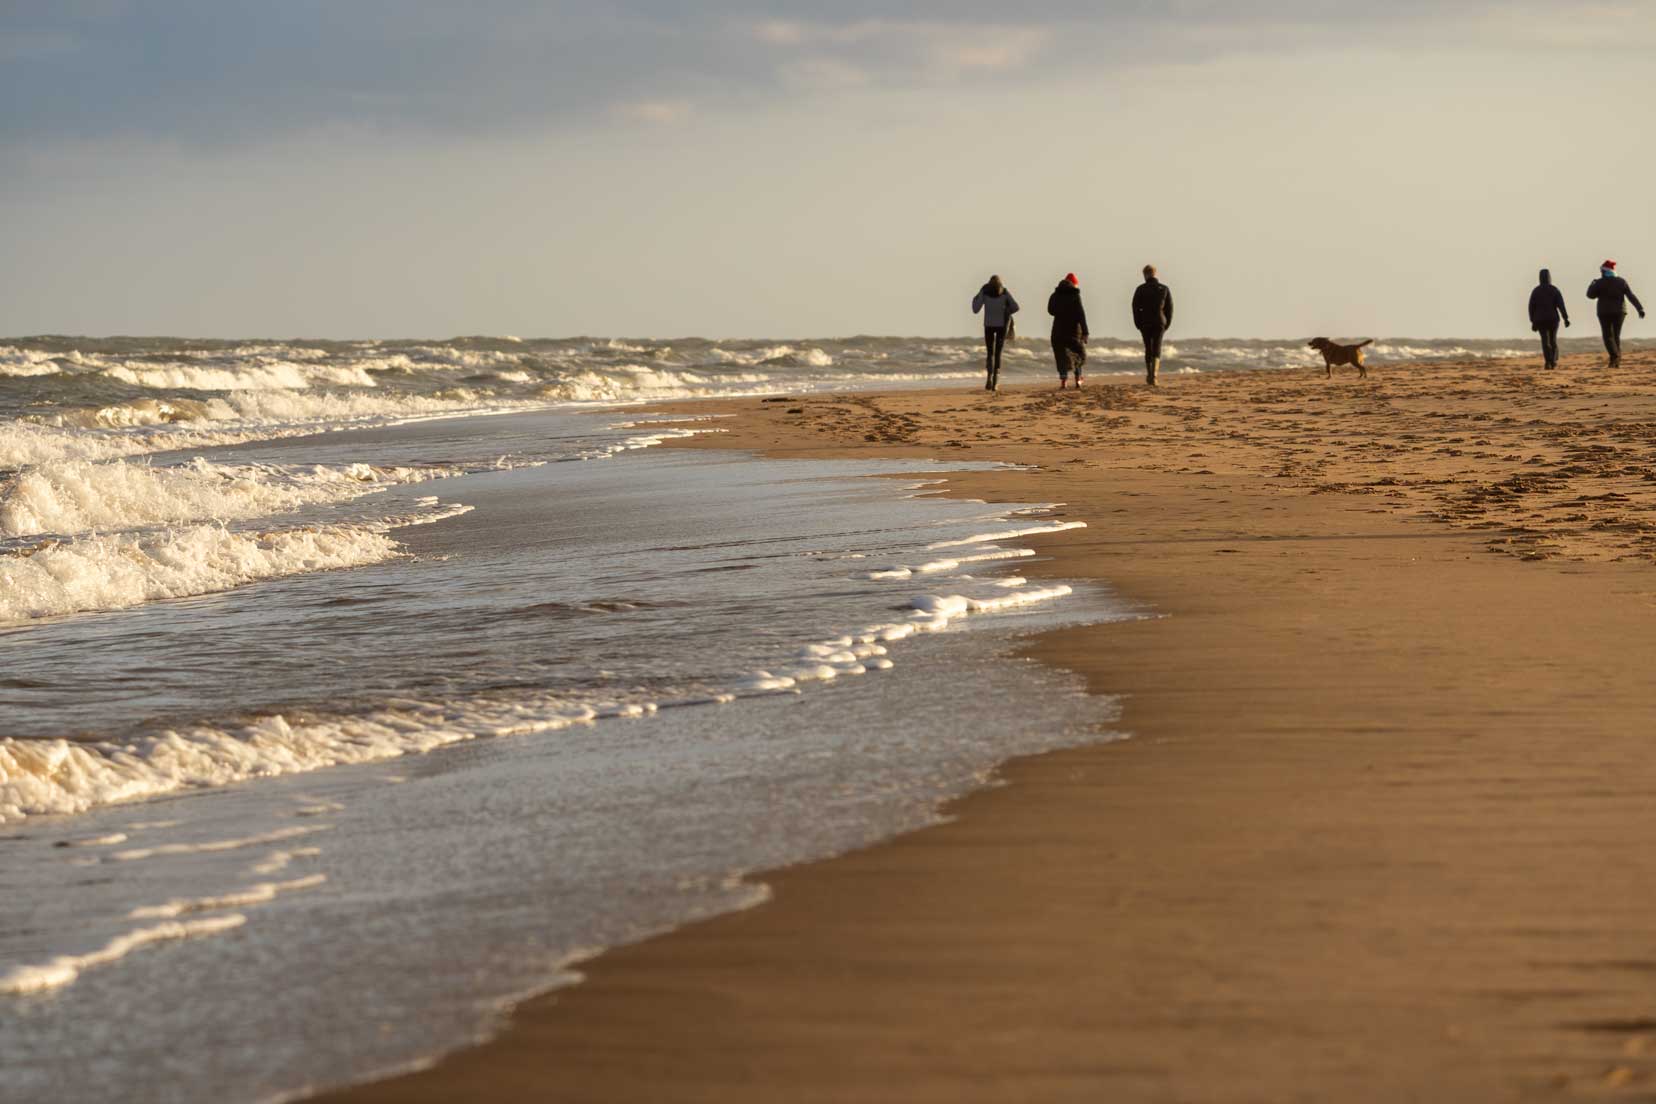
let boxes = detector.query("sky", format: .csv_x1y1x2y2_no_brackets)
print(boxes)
2,1,1653,340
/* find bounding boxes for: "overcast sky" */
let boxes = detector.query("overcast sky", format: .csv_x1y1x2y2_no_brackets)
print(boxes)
3,2,1652,339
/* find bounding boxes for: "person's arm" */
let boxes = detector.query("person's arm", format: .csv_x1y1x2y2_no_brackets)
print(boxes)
1131,288,1145,330
1164,287,1175,330
1556,287,1571,326
1006,292,1020,315
1079,301,1090,341
1048,291,1059,316
1629,285,1646,317
972,292,985,315
1587,279,1601,300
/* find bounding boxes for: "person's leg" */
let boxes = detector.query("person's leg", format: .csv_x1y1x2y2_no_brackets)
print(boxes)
984,328,996,388
1611,316,1625,366
1073,344,1086,386
1600,316,1618,365
1145,330,1163,385
1541,324,1558,368
1052,340,1068,388
988,327,1005,389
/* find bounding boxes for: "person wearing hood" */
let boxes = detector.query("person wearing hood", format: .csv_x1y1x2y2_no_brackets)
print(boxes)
1047,273,1089,389
1587,260,1646,368
1131,264,1174,386
1528,268,1570,370
971,274,1019,391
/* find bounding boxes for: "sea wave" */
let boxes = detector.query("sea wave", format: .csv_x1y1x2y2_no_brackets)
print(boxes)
0,457,456,538
0,506,472,625
0,549,1080,822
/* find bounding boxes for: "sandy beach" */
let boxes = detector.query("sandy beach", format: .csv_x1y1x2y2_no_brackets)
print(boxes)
317,346,1656,1102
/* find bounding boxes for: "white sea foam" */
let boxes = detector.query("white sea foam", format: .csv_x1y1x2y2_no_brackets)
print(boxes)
129,874,326,918
866,547,1036,580
907,584,1075,631
103,360,378,392
926,521,1086,549
109,825,328,862
0,695,610,823
0,423,152,468
539,366,773,405
0,520,408,624
0,458,454,538
0,558,1079,824
0,915,247,995
250,846,322,876
0,347,63,377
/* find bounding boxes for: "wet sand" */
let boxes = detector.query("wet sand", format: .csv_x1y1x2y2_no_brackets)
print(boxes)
324,349,1656,1102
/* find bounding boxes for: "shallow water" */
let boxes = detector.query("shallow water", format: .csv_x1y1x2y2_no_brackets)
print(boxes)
0,412,1125,1102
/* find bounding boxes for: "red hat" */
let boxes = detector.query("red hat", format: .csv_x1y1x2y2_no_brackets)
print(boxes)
1604,259,1617,269
1065,272,1079,286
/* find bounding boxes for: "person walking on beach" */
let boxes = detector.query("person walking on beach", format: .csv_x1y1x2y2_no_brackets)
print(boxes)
1528,268,1570,370
1587,260,1645,368
1131,264,1174,386
1047,273,1089,389
972,275,1019,391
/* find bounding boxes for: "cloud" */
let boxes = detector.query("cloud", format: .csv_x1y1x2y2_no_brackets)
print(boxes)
615,98,693,124
927,29,1050,73
4,2,1649,150
751,19,807,46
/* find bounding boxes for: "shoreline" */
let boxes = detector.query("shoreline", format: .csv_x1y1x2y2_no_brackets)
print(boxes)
323,351,1656,1102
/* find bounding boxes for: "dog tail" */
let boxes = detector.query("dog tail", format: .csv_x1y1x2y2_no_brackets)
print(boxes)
1355,339,1374,348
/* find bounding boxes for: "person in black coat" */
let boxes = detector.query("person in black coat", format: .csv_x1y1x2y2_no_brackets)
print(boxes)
1587,260,1645,368
1527,268,1570,370
1131,264,1174,386
1047,273,1089,389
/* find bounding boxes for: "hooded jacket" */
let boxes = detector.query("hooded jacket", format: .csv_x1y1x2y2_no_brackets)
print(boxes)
1047,281,1089,346
1132,278,1173,333
972,283,1020,329
1588,271,1645,319
1528,269,1569,328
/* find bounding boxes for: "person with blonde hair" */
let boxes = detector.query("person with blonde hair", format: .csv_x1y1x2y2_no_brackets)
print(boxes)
971,275,1019,391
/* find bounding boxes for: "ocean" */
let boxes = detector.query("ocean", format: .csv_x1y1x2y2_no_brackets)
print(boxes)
0,332,1586,1101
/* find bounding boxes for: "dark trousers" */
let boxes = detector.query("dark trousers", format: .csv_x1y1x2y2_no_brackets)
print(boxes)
1600,314,1625,363
984,326,1006,383
1140,328,1164,366
1052,340,1085,379
1538,323,1559,368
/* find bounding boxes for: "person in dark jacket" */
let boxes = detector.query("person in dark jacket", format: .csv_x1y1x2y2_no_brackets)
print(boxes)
1131,264,1174,386
971,274,1019,391
1587,260,1645,368
1047,273,1088,389
1528,268,1570,369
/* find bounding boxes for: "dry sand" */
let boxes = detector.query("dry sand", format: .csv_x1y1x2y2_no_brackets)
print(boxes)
325,348,1656,1102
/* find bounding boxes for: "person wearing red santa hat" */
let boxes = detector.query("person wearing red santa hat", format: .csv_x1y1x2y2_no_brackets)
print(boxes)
1588,259,1646,368
1047,273,1089,389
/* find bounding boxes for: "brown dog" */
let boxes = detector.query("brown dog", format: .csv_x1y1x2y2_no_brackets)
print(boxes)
1308,337,1373,379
